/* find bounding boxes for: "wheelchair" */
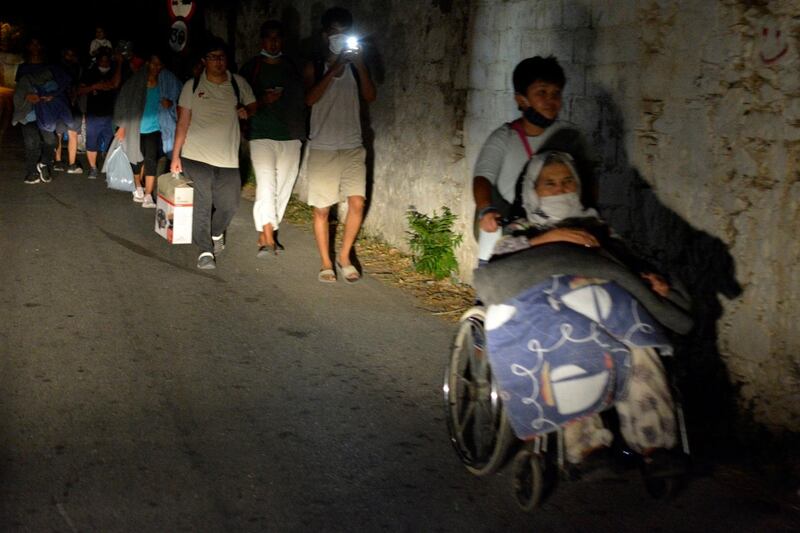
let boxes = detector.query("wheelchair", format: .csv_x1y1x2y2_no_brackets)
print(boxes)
443,304,691,512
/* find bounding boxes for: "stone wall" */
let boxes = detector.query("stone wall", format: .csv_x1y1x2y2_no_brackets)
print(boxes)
204,0,471,247
207,0,800,433
465,0,800,433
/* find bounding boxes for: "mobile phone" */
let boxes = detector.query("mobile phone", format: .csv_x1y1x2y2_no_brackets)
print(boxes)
345,36,360,52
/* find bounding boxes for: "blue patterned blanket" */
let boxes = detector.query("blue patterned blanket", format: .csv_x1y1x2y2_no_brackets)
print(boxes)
485,275,673,439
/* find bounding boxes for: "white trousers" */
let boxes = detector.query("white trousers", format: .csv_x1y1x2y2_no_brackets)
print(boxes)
251,139,302,231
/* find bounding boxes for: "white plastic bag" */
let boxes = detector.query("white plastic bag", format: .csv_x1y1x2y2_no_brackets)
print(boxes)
102,137,135,192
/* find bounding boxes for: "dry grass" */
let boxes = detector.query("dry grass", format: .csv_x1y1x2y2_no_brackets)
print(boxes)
355,233,475,321
242,186,474,322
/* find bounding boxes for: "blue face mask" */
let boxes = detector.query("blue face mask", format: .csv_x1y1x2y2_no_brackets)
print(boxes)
523,106,555,129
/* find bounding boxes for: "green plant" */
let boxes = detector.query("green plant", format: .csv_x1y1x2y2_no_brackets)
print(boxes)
406,206,463,280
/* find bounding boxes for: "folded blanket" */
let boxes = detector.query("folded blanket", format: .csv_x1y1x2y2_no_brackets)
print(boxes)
473,243,693,335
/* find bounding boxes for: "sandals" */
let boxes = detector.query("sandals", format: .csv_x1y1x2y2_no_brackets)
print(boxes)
257,244,279,258
318,268,336,283
336,261,361,284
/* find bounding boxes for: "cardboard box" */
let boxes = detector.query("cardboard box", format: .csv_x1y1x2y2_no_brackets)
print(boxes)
155,173,193,244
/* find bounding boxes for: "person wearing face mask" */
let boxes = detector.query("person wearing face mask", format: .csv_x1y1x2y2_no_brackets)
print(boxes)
486,150,684,478
492,151,670,297
302,6,376,283
472,56,593,264
78,47,122,178
240,20,306,257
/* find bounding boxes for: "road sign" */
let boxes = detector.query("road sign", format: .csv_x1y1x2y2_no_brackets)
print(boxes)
167,0,197,22
168,20,189,52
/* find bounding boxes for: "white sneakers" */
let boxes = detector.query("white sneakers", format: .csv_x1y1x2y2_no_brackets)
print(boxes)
133,188,155,208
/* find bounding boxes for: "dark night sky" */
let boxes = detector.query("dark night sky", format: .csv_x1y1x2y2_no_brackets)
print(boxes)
2,0,182,57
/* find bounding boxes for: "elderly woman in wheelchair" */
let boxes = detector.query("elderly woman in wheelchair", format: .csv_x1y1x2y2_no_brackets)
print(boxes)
445,151,691,510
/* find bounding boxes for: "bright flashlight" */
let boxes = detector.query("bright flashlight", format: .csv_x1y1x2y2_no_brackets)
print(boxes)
346,36,360,51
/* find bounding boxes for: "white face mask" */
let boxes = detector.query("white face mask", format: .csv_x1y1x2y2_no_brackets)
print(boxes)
98,66,111,73
328,34,348,55
538,192,584,221
260,49,282,59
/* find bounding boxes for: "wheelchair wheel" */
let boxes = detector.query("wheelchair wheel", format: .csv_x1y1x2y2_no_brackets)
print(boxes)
443,307,513,476
640,450,687,500
643,474,681,500
511,447,544,512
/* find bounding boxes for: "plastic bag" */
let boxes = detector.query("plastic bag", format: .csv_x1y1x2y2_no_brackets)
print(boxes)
102,137,135,192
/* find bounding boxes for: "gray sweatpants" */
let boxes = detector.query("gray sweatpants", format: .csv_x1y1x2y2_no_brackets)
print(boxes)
183,158,241,254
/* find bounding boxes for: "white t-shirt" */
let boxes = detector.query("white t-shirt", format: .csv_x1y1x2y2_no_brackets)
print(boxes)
308,65,362,151
178,71,256,168
473,121,575,203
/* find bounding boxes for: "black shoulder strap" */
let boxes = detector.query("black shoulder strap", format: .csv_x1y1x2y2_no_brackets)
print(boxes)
508,160,532,222
313,58,325,84
249,59,263,86
230,73,241,104
193,72,241,105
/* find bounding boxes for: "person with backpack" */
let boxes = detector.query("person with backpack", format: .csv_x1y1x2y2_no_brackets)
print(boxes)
472,56,593,264
240,20,306,257
170,37,257,270
303,6,376,283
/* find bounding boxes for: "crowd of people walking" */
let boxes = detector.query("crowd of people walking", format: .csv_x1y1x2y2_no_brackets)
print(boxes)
12,7,375,279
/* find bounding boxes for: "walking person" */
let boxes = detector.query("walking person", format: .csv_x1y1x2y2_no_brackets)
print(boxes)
303,6,376,283
240,20,306,257
12,35,74,184
170,37,257,269
113,48,182,207
78,47,121,178
53,45,83,174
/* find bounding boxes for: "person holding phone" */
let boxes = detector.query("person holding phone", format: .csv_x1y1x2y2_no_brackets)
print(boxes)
303,6,376,283
240,20,306,257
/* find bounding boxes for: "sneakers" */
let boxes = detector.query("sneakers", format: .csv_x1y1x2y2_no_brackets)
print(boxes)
52,162,65,172
142,195,156,208
132,188,145,203
36,162,52,183
87,167,98,179
66,163,83,174
212,234,225,254
197,252,216,269
24,175,41,184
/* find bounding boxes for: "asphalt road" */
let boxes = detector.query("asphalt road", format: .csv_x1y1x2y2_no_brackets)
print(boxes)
0,131,797,532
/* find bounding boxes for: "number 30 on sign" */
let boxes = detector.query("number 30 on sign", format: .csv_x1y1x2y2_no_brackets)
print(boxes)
169,20,188,52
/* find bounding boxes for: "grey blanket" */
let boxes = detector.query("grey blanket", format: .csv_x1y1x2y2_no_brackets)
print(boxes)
473,243,693,334
113,68,148,164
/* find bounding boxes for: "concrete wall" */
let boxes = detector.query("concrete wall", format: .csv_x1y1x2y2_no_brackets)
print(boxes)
466,0,800,433
208,0,800,433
